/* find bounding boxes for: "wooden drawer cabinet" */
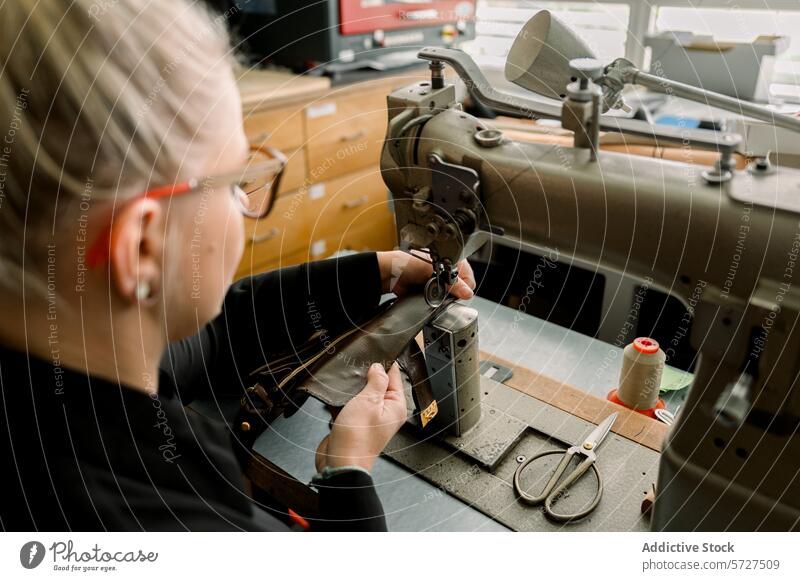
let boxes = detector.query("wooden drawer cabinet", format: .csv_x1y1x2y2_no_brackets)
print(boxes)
237,192,310,279
280,148,306,194
304,90,387,138
246,145,305,196
236,171,396,280
292,214,396,267
305,168,393,241
236,71,422,279
244,104,304,151
338,213,397,253
305,209,397,262
305,90,388,183
237,214,396,279
305,129,383,184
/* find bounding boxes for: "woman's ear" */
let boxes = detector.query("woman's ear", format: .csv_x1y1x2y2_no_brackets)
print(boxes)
109,198,165,306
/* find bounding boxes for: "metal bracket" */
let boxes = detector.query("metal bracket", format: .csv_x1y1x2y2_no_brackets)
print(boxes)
420,154,483,305
428,154,480,218
417,47,742,156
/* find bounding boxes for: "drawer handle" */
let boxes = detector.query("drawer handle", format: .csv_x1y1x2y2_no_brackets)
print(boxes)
251,227,280,243
339,130,366,142
342,196,369,210
250,130,273,143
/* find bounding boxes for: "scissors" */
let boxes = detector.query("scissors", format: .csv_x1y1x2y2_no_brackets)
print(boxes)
513,412,618,523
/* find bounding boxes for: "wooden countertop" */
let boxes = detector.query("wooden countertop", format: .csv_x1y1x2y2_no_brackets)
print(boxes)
237,68,331,112
237,67,428,112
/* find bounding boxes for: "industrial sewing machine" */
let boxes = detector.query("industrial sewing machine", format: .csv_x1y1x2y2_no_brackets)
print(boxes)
381,11,800,531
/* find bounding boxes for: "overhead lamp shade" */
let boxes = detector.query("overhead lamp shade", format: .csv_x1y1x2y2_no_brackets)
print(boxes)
504,10,597,100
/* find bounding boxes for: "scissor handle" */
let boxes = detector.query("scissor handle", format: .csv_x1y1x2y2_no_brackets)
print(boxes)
514,450,574,505
513,449,602,523
544,457,602,523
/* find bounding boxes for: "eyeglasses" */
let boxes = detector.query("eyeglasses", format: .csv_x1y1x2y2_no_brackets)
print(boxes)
86,144,287,268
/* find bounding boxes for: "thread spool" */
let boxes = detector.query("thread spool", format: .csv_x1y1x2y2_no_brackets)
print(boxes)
607,337,666,418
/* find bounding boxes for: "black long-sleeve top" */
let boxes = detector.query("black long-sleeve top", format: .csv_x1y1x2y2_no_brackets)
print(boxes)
0,253,385,531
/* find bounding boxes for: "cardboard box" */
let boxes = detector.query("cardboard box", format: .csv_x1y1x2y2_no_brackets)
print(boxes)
645,31,789,101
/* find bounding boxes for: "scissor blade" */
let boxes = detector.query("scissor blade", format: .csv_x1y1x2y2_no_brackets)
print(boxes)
583,412,618,450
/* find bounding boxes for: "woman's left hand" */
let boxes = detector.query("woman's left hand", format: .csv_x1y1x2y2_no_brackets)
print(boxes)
376,250,476,300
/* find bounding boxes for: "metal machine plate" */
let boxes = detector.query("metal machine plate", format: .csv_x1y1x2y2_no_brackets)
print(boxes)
384,376,659,531
442,403,527,470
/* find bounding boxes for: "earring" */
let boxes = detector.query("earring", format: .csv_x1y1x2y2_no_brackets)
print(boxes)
135,281,151,302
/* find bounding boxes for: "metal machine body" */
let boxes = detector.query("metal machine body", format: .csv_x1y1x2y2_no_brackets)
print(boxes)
419,302,527,470
423,303,482,437
381,47,800,530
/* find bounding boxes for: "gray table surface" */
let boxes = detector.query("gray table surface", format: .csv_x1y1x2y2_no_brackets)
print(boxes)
249,296,688,531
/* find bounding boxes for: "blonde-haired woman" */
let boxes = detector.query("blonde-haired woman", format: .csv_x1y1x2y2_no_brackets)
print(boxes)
0,0,474,531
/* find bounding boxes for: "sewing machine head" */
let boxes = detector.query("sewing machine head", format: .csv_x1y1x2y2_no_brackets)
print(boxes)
383,11,800,308
381,10,800,530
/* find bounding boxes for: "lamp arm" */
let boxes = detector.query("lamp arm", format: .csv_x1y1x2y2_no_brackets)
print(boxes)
418,48,739,154
604,57,800,134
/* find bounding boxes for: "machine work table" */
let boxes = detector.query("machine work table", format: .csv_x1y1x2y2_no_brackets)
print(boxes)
233,296,686,531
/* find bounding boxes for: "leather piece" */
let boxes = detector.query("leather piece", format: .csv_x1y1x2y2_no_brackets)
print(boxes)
235,323,382,451
236,294,451,447
396,340,437,427
297,294,448,407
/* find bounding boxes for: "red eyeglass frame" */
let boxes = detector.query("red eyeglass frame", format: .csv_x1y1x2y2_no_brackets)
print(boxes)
85,144,287,268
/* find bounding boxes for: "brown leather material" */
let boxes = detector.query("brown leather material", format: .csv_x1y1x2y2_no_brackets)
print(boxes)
396,340,437,427
235,294,450,448
296,294,447,407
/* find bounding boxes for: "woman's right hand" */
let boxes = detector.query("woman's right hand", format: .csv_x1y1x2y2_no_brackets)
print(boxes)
315,362,407,473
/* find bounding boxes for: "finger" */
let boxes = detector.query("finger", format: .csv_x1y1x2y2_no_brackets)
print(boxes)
458,260,477,290
315,435,329,473
385,362,404,398
405,253,433,286
449,277,474,299
385,363,409,425
413,254,434,276
361,362,389,397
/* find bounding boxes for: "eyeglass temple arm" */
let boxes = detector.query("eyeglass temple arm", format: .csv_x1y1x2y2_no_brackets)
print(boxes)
250,143,288,208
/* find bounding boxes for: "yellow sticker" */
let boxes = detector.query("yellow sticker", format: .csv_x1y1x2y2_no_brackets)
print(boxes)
420,400,438,428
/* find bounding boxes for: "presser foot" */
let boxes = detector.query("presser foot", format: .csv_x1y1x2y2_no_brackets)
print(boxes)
424,263,459,307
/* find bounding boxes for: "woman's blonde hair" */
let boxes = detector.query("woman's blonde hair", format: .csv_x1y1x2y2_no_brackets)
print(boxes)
0,0,235,294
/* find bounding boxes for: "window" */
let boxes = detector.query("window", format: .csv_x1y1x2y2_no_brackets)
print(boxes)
654,6,800,101
465,1,800,102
